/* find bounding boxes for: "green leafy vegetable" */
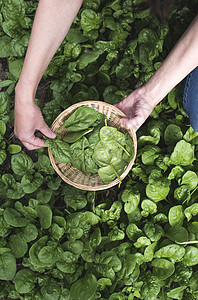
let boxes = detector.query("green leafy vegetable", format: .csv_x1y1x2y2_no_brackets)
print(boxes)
170,140,194,166
0,248,16,280
152,258,175,280
45,138,71,163
63,106,105,131
0,1,198,299
14,269,36,294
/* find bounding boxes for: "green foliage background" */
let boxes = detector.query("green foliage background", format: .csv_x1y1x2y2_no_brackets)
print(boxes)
0,0,198,299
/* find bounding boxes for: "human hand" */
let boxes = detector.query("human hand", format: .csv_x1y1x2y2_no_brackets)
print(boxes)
14,92,56,150
115,88,156,131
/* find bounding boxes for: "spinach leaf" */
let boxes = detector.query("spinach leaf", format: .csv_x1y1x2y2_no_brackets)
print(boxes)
180,170,198,190
91,125,133,183
62,127,93,143
168,205,185,227
20,224,38,243
11,153,34,176
184,203,198,222
154,244,185,263
166,226,188,244
92,140,112,167
121,188,140,214
36,155,55,175
146,175,170,202
0,150,6,165
7,234,28,258
35,205,52,230
152,258,175,280
45,138,71,163
141,272,161,300
183,126,198,142
72,148,98,174
21,173,43,194
70,273,97,300
183,246,198,266
0,248,16,280
29,236,50,269
98,160,126,184
167,286,187,300
86,125,101,149
14,269,36,294
4,208,29,228
63,106,105,131
70,136,89,152
93,140,127,183
99,126,131,158
80,9,102,32
164,124,183,145
64,185,87,210
0,92,10,117
170,140,194,166
2,174,25,199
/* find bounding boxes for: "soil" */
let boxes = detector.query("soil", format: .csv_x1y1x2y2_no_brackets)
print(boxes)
0,59,9,83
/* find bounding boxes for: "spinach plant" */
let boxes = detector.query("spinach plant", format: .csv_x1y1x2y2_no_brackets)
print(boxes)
0,0,198,299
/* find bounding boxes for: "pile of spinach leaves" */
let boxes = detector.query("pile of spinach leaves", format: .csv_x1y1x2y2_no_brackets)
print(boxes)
0,0,198,299
46,106,134,184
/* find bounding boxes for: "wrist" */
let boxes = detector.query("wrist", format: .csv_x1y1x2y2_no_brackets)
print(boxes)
15,79,37,104
135,84,160,108
140,75,169,106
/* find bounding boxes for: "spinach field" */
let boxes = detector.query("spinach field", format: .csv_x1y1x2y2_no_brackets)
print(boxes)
0,0,198,299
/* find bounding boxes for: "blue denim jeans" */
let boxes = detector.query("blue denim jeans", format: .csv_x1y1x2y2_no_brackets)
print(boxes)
183,66,198,132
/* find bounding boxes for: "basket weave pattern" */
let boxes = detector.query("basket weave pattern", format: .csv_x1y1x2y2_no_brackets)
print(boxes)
48,101,137,191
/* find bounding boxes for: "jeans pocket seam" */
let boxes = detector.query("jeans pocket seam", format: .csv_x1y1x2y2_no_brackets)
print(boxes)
183,73,192,110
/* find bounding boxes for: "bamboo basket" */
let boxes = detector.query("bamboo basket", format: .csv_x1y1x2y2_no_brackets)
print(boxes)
48,101,137,191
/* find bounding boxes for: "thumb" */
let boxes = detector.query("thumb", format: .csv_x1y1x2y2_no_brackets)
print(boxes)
40,123,56,139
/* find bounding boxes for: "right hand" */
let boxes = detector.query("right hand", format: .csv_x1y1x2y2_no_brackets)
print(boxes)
14,90,56,150
115,88,156,132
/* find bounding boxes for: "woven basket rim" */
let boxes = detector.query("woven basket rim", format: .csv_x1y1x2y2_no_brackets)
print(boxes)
48,100,137,191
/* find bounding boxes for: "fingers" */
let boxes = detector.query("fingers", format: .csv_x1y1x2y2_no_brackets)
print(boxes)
114,100,128,110
14,131,46,150
114,103,119,109
14,114,56,150
114,98,136,120
119,115,146,132
119,117,138,132
14,93,56,150
15,125,56,150
21,136,46,150
40,123,56,139
15,129,47,150
22,141,43,151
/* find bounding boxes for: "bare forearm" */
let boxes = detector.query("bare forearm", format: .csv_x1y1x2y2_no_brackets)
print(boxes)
16,0,83,98
143,15,198,105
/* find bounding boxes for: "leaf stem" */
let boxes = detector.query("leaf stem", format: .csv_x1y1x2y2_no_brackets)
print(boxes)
175,240,198,245
190,186,198,196
3,136,9,144
111,164,122,185
115,141,130,156
64,208,71,214
8,133,15,142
